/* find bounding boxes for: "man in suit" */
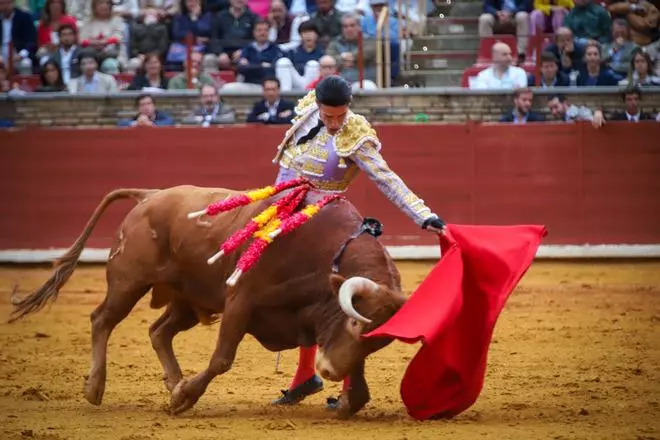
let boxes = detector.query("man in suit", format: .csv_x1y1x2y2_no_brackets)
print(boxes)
247,77,295,124
500,87,545,123
67,51,118,94
181,83,236,127
44,24,80,85
0,0,37,74
527,52,570,87
608,86,656,121
118,93,175,127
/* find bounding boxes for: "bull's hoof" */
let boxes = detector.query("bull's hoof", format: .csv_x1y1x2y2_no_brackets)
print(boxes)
83,377,104,406
271,374,323,405
170,379,198,415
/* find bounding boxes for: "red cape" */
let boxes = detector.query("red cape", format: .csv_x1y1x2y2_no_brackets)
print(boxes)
365,224,547,420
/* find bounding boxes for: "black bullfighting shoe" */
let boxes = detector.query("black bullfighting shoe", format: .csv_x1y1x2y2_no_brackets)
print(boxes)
326,396,339,410
271,374,324,405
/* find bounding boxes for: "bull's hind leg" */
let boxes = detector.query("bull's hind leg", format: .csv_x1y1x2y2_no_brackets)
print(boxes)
149,301,199,393
84,280,151,405
169,294,251,415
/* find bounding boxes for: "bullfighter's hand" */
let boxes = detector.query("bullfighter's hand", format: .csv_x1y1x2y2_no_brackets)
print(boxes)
422,215,447,235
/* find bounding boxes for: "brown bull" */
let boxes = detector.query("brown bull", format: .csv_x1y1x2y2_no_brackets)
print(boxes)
10,186,407,418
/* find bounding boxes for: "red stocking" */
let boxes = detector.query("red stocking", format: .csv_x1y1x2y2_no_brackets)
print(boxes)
289,345,317,389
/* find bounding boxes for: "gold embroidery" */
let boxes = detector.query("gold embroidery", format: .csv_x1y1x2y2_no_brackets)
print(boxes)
334,113,380,157
301,160,325,177
294,90,317,116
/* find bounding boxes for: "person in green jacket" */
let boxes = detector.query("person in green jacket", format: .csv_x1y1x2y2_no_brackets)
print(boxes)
168,51,216,90
563,0,612,45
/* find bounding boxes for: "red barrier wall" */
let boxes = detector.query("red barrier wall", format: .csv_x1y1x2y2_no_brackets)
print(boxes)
1,122,659,250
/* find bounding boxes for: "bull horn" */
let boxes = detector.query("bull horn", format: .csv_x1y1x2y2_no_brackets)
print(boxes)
338,277,377,324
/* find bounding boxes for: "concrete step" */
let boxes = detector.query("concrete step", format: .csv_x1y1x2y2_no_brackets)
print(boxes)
425,17,479,36
412,34,481,51
446,1,484,17
408,50,475,70
398,69,465,87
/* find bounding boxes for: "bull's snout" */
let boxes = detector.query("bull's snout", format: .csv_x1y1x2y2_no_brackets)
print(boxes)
315,348,342,381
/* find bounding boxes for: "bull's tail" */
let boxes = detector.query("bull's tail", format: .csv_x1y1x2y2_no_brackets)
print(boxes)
9,188,157,323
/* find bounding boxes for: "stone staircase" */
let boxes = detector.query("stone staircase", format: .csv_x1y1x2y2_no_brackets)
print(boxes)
399,0,484,87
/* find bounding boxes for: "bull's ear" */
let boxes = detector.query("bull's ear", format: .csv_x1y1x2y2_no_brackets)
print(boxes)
329,273,346,295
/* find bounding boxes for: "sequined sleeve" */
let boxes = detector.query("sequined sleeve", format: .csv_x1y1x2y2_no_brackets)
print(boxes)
351,141,435,227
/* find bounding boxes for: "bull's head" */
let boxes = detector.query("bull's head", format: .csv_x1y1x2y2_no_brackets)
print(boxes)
315,274,406,381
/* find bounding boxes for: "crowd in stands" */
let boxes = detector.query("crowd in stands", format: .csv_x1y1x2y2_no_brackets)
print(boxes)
0,0,428,94
473,0,660,89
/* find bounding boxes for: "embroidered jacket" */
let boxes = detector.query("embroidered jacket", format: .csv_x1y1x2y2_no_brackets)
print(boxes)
272,90,435,226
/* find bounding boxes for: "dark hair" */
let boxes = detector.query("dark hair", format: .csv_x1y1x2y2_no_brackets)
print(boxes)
263,76,280,88
39,59,66,89
138,52,163,76
513,87,532,98
79,50,98,64
540,51,558,64
315,76,351,107
621,85,642,101
135,93,154,106
42,0,67,25
180,0,206,15
58,23,77,37
254,19,269,29
298,21,320,36
547,93,567,103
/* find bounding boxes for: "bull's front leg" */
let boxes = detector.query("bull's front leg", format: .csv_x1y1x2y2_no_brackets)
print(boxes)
169,295,250,415
336,360,370,419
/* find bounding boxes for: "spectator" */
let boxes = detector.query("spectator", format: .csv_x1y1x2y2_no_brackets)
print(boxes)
608,86,656,121
308,0,343,47
267,0,294,44
247,77,295,124
35,58,68,91
79,0,127,73
335,0,370,16
118,93,175,127
362,0,399,40
275,20,323,91
127,52,169,91
530,0,572,37
601,19,635,78
478,0,532,55
619,47,660,86
576,41,620,85
0,0,37,74
607,0,659,47
500,88,546,123
42,23,80,84
67,50,118,92
181,83,236,126
545,27,585,75
0,60,23,94
469,42,528,89
306,54,338,89
168,50,216,89
36,0,77,63
326,13,378,87
528,52,570,86
234,20,285,88
563,0,612,45
210,0,259,64
547,93,605,127
127,1,171,72
169,0,225,71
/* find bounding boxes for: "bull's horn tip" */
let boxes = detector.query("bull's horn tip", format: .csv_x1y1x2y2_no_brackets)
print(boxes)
207,250,224,265
268,229,282,239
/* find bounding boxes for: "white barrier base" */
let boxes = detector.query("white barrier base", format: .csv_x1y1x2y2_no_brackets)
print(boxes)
1,245,660,263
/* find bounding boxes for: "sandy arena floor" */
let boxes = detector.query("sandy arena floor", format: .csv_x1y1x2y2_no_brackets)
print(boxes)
0,261,659,440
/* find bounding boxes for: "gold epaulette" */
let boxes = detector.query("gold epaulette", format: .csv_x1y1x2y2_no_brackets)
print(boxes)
334,113,381,157
294,90,318,117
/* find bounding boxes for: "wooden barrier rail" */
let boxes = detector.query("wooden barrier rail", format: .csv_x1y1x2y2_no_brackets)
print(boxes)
0,122,659,257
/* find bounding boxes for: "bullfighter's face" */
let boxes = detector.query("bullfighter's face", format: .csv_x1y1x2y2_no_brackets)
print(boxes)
315,275,405,381
318,103,348,135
